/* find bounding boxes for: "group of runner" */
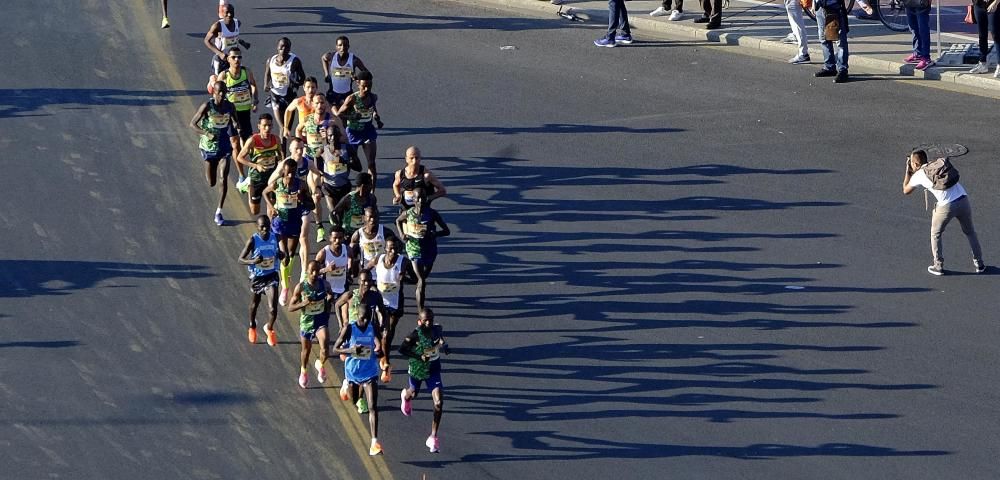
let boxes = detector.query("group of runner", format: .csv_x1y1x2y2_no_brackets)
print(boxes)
188,3,453,457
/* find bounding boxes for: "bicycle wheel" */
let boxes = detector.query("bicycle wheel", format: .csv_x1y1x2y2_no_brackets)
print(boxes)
876,0,910,31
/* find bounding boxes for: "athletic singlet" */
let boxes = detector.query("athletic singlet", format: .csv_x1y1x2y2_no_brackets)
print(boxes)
302,112,334,157
328,52,355,94
294,95,316,122
345,321,379,382
320,147,350,187
357,225,385,267
345,92,376,131
248,233,278,278
404,208,436,258
405,326,444,380
375,253,404,310
223,67,252,112
398,165,430,207
274,177,301,221
198,99,236,154
268,53,297,96
248,134,281,183
294,156,311,179
348,288,382,325
299,279,328,333
322,245,349,294
340,191,372,234
214,19,240,52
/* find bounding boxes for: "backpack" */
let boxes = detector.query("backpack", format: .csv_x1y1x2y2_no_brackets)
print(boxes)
922,158,960,190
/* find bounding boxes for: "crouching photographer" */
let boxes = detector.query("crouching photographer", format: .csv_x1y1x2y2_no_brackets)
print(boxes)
902,149,986,275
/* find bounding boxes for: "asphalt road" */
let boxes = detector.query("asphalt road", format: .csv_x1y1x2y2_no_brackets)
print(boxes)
2,0,999,478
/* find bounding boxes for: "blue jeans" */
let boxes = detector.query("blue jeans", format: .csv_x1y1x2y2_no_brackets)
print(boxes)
607,0,631,39
906,6,931,59
816,7,849,72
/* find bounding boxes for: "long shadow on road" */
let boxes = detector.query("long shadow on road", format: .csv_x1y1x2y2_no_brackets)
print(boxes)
0,260,212,298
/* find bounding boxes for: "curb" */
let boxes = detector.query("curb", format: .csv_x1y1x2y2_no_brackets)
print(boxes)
466,0,1000,92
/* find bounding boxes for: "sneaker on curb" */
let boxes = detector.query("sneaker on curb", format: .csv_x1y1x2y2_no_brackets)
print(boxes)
264,324,277,347
614,34,633,45
594,37,616,48
340,379,350,401
994,65,1000,78
927,265,945,276
357,397,369,414
969,62,989,74
314,359,327,384
781,32,797,44
550,0,564,4
278,287,288,307
161,16,170,29
650,6,670,15
298,369,308,388
214,212,224,226
248,327,257,344
903,53,920,63
316,224,327,243
369,438,383,456
426,435,440,453
915,58,935,71
789,54,810,64
400,389,412,416
669,10,683,20
974,260,987,273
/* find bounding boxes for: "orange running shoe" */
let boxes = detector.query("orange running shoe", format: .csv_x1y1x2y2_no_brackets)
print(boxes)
265,325,277,347
380,361,392,383
248,327,257,344
369,438,383,456
339,379,350,401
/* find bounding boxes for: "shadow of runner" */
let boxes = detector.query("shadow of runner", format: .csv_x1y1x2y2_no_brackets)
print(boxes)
0,88,204,118
0,260,212,299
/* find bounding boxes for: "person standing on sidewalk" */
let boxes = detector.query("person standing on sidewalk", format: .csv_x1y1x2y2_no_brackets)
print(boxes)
968,0,1000,76
694,0,723,29
813,0,850,83
902,149,986,276
650,0,685,21
785,0,811,64
903,0,934,70
594,0,634,47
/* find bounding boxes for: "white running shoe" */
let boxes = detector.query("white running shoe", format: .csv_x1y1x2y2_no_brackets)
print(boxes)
781,32,797,44
650,6,670,16
994,64,1000,78
969,62,989,74
668,10,683,20
314,358,327,384
426,435,440,453
278,287,288,306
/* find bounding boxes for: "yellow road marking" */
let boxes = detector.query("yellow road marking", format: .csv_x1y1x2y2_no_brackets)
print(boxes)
121,1,394,477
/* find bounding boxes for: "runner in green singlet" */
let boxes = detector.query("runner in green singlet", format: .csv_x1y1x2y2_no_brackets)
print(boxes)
235,113,283,216
288,260,333,389
333,172,377,239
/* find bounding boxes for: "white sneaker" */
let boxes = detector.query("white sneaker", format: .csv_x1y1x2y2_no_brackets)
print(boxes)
550,0,563,4
668,10,683,20
994,65,1000,78
969,62,989,74
650,6,670,16
781,33,797,44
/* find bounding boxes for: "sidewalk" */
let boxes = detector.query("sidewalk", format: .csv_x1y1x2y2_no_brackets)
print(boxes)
489,0,1000,90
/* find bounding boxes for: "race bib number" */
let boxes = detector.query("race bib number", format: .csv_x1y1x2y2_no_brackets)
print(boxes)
223,36,239,49
276,191,298,210
258,256,275,270
325,157,348,175
307,132,323,148
408,222,427,238
362,242,382,257
257,153,278,169
232,89,251,104
423,345,440,362
272,71,289,89
378,282,398,294
209,112,230,129
333,67,352,78
329,266,346,276
350,215,363,229
352,345,372,359
304,299,325,315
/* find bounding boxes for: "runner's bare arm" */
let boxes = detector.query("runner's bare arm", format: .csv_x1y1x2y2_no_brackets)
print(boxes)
238,237,257,265
391,170,403,204
425,171,447,202
189,102,210,135
203,22,224,58
287,283,307,312
320,52,333,81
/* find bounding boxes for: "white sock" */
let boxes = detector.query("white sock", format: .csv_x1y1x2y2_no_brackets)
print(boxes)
215,208,222,214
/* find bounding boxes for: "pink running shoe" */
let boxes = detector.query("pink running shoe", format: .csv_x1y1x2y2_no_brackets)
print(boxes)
400,389,412,416
426,435,440,453
298,370,308,389
915,58,935,71
903,53,920,63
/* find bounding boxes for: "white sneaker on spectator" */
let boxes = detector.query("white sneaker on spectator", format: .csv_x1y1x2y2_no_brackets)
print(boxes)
550,0,564,4
969,62,989,74
781,33,797,44
650,6,670,16
994,65,1000,78
669,10,683,20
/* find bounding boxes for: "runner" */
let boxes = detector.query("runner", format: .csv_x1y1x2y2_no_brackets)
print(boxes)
321,36,369,109
282,76,321,142
217,46,258,184
237,215,282,346
396,189,450,311
352,207,400,276
288,260,333,388
295,94,343,242
315,225,351,297
332,270,388,456
204,3,250,74
334,71,383,184
161,0,169,28
375,237,406,357
189,80,241,226
235,113,282,216
332,172,377,240
333,270,387,331
263,159,312,306
271,138,323,279
318,130,354,244
263,37,305,150
398,308,451,453
392,146,447,211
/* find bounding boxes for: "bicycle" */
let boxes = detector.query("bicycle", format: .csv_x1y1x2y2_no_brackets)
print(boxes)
874,0,910,32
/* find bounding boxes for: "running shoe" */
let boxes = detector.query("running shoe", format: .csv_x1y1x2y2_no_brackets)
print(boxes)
236,176,250,193
400,389,412,416
298,369,308,388
650,6,670,15
995,65,1000,78
340,379,350,401
593,37,615,48
314,359,327,384
614,34,633,45
380,361,392,383
369,438,383,456
357,397,369,414
927,265,945,276
668,10,683,20
781,33,797,44
915,58,935,71
974,260,987,274
278,287,288,307
903,53,920,64
214,211,224,226
161,16,170,29
264,324,277,347
789,54,810,64
970,62,989,74
248,327,257,344
426,435,440,453
316,224,327,243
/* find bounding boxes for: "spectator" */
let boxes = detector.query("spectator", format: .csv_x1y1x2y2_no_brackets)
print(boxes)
785,0,811,64
594,0,633,47
650,1,685,20
968,0,1000,76
694,0,723,29
814,0,850,83
903,0,934,70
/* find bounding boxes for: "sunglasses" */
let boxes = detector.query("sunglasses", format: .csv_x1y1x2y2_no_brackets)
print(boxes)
229,55,242,59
